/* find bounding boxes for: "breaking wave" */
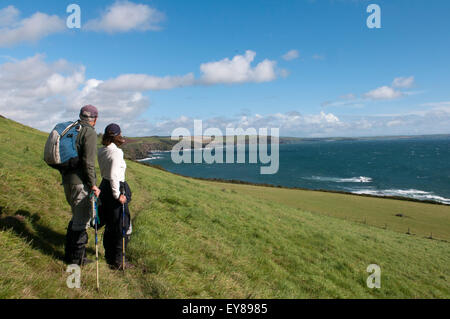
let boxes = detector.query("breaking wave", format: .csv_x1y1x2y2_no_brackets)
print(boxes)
304,176,373,183
351,188,450,204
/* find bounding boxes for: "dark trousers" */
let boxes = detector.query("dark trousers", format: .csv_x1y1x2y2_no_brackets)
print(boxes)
64,221,88,265
98,179,132,266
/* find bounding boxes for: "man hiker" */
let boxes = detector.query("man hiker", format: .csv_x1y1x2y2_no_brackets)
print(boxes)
62,105,101,266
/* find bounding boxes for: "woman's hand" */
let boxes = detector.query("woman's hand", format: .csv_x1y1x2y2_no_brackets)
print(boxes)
119,194,127,204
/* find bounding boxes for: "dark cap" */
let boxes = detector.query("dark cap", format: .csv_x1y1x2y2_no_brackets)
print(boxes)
80,105,98,119
104,123,121,136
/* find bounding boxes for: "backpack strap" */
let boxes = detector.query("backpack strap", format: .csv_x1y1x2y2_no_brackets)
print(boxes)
61,120,81,137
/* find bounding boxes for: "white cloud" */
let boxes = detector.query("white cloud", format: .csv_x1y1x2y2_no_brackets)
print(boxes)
0,6,65,47
386,120,403,127
100,73,195,91
98,50,278,91
421,101,450,109
279,69,290,78
135,105,450,137
84,1,165,33
0,55,148,131
133,111,343,137
327,76,417,106
71,78,149,125
363,85,403,100
0,5,19,27
282,50,299,61
2,54,449,138
392,76,414,88
200,50,277,84
0,55,85,129
0,52,279,135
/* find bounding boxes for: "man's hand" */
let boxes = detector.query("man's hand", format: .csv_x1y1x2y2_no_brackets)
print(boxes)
92,185,101,198
119,194,127,205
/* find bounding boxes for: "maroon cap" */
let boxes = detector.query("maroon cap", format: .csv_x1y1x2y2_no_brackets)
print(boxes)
79,105,98,119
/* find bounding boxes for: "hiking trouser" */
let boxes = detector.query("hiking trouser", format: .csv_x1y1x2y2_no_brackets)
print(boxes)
64,221,88,265
63,183,92,264
98,179,132,267
63,183,92,231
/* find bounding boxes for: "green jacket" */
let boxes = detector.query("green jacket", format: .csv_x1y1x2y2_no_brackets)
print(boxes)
61,119,97,189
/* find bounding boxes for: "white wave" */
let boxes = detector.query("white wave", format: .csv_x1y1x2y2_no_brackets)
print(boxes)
351,188,450,204
305,176,373,183
137,156,163,162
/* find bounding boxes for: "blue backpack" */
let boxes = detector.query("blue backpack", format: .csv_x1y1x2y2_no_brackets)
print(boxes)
44,121,81,170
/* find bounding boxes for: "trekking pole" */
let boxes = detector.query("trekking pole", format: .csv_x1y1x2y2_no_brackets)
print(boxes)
121,187,126,272
90,193,100,291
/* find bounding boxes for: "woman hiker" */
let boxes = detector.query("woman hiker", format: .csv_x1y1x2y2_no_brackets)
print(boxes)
97,123,134,270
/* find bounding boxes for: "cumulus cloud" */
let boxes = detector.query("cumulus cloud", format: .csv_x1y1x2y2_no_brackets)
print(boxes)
0,55,149,131
131,111,343,137
0,52,279,134
392,76,414,89
9,55,445,137
1,54,449,138
0,53,340,137
326,76,417,106
84,1,165,33
363,85,403,100
0,55,85,129
0,5,19,27
200,50,277,84
282,50,299,61
97,50,278,92
100,73,195,91
0,6,65,47
118,102,450,137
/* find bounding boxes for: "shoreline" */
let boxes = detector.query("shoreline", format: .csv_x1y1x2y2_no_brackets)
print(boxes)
135,160,450,207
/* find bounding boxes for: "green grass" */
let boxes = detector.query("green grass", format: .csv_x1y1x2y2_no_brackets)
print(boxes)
209,182,450,241
0,116,449,298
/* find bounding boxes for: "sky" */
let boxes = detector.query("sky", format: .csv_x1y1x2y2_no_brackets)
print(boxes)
0,0,449,137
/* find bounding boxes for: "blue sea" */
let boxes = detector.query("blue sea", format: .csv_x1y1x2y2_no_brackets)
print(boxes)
142,135,450,204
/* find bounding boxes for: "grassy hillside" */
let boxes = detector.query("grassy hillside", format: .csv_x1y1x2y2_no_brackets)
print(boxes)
211,182,450,241
0,116,449,298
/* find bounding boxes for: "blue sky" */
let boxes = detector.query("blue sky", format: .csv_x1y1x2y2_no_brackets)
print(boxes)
0,0,449,137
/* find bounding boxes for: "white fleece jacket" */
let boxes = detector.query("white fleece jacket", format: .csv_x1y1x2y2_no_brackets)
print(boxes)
98,143,126,199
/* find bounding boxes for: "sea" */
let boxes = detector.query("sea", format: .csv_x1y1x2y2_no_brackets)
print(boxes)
142,135,450,205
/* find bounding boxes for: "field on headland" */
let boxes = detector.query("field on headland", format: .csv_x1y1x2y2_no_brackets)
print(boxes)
207,181,450,241
0,116,449,298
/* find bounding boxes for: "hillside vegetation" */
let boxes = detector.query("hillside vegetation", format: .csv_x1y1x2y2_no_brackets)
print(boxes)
0,116,448,298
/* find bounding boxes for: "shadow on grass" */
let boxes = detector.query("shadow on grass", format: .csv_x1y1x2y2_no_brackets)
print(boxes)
0,207,95,261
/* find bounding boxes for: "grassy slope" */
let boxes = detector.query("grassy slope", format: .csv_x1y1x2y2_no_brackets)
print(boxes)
0,116,448,298
210,183,450,241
